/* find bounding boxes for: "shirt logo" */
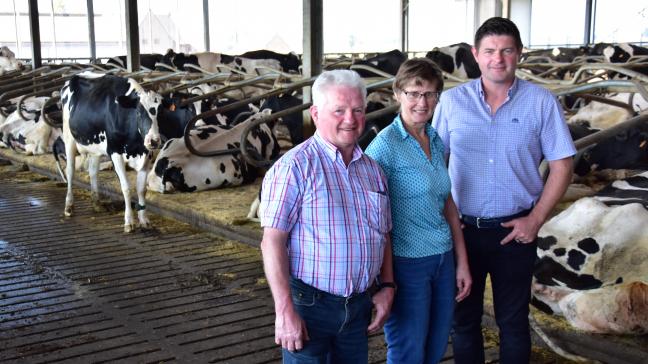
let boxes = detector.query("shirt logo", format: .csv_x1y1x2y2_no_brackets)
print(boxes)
511,118,519,123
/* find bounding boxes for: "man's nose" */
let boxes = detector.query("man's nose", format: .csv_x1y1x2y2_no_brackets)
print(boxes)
343,110,356,122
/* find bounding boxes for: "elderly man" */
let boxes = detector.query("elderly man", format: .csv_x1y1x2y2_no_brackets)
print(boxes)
432,17,575,363
259,70,395,363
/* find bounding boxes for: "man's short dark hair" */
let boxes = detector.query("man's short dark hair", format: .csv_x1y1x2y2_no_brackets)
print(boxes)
474,17,523,50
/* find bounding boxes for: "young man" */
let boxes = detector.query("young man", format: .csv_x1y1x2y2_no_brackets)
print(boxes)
432,17,576,363
259,70,395,363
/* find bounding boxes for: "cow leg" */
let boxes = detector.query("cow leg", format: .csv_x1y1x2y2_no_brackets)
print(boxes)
63,135,77,217
110,154,136,233
136,167,151,229
246,195,261,222
87,155,102,212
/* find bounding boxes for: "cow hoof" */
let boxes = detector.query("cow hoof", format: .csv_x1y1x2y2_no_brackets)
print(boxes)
64,207,73,217
124,224,136,233
139,221,152,230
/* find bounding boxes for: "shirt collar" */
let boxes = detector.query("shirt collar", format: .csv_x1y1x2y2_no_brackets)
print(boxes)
313,131,363,164
394,113,437,141
476,77,520,100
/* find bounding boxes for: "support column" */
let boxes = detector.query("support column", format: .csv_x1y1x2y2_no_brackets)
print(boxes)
302,0,323,137
27,0,42,68
400,0,409,53
203,0,210,51
125,0,140,71
87,0,96,62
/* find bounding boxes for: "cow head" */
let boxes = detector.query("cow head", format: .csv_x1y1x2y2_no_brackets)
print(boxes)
285,52,302,73
123,78,162,150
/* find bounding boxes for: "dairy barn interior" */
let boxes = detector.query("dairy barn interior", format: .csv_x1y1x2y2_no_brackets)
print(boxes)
0,0,647,363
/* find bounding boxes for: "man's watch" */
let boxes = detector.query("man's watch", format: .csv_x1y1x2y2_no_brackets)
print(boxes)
377,282,397,291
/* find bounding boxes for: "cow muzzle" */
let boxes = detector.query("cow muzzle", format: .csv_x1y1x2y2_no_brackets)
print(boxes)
145,135,161,150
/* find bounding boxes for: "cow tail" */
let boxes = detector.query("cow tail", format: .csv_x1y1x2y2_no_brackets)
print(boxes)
528,314,599,363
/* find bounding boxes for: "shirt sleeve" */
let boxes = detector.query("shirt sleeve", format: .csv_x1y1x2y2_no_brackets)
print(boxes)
539,92,577,161
431,97,451,156
259,158,303,232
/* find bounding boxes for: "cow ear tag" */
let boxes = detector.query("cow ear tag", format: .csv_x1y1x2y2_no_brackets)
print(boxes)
169,104,176,112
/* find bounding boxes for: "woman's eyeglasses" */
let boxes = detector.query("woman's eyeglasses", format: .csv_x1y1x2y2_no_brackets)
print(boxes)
402,90,441,102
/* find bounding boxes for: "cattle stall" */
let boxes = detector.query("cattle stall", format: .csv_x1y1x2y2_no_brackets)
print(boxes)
2,48,648,363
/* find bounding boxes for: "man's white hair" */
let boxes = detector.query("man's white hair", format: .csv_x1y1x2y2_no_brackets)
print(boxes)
311,70,367,108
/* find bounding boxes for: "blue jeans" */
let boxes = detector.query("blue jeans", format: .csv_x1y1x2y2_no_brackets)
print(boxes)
384,250,456,364
282,278,373,364
452,224,537,364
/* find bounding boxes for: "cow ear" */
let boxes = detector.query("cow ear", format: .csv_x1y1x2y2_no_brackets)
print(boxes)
116,94,138,109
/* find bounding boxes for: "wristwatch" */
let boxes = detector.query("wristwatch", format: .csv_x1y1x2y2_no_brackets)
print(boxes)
377,281,397,291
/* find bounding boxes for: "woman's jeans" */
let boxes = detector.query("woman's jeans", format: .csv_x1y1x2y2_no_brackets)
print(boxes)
452,224,537,364
282,277,373,364
384,250,456,364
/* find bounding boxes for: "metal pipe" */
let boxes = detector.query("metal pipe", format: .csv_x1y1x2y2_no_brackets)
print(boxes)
41,95,62,127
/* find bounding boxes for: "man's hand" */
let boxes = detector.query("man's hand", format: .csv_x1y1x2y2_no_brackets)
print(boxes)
275,308,309,351
500,214,543,245
367,287,395,334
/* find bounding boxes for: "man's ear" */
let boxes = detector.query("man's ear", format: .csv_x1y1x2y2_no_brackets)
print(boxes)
471,46,478,60
310,104,318,125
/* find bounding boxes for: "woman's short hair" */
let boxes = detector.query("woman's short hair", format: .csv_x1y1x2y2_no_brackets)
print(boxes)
312,70,367,108
392,57,444,93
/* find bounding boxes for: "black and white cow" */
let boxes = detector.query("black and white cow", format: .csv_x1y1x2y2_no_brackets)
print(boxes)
61,73,162,233
147,108,279,193
352,49,407,77
532,173,648,334
0,47,23,75
0,96,61,155
602,43,648,63
573,122,648,176
425,42,481,79
239,50,301,74
106,53,164,70
160,50,282,75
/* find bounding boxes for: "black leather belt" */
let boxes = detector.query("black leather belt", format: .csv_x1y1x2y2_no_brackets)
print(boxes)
461,208,532,229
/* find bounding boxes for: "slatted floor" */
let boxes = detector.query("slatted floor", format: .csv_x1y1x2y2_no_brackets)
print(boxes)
0,160,579,364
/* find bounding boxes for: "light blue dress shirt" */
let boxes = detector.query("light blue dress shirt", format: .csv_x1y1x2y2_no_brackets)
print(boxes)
432,78,576,218
366,115,452,258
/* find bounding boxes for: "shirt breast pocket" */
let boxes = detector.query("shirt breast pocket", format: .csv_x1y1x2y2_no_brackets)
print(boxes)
366,191,390,234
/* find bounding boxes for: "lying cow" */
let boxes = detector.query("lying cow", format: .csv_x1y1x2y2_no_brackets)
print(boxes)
425,42,481,79
532,173,648,334
147,108,279,193
61,73,162,232
160,49,282,75
352,49,407,77
0,96,61,155
105,53,163,70
239,49,301,74
603,43,648,63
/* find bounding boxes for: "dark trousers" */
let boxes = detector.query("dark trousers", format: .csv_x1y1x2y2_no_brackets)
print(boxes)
452,224,537,364
283,277,373,364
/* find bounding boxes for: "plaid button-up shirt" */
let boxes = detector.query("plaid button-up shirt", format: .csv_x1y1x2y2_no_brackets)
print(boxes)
260,132,392,297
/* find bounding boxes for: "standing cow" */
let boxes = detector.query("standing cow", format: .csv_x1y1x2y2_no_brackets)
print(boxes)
61,73,162,232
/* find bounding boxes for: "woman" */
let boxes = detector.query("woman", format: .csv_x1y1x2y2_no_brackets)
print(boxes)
365,58,472,364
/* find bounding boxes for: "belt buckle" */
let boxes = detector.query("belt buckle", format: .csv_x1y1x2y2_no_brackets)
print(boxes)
476,217,483,228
